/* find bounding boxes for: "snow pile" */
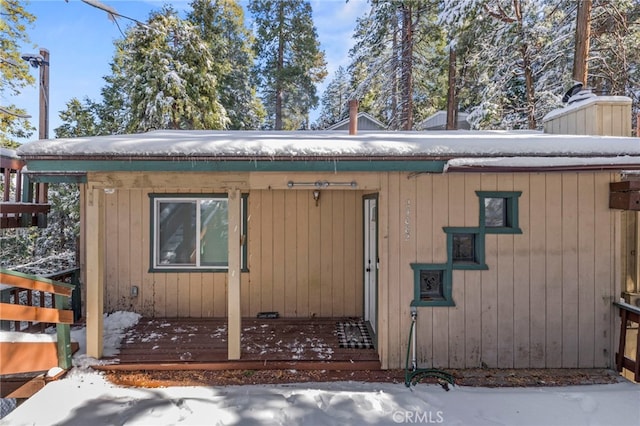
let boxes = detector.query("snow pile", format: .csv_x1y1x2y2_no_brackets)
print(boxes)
2,374,639,425
2,311,640,425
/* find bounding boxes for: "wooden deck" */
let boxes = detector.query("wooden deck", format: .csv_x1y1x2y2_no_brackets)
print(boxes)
107,317,380,371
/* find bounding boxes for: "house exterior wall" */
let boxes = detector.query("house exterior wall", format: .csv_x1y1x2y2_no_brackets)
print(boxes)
376,171,621,369
621,211,639,294
89,173,364,319
82,169,622,370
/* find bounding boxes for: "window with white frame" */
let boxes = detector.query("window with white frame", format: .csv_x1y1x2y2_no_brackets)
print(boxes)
150,195,246,271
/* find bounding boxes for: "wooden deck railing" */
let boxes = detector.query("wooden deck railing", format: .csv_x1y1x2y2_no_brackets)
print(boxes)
0,268,76,371
0,149,49,228
614,301,640,382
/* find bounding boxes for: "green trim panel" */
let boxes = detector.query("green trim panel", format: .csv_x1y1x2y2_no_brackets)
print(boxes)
442,226,488,270
476,191,523,234
25,159,447,173
410,263,455,307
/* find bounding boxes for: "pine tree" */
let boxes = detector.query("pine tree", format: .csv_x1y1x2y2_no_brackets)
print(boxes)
0,0,36,147
349,0,447,130
249,0,327,130
314,66,351,129
589,1,640,96
54,97,102,138
188,0,264,129
440,0,575,130
110,6,228,132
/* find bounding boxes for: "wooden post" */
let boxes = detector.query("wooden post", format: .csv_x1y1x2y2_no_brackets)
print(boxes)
227,188,242,360
55,293,72,369
85,187,105,359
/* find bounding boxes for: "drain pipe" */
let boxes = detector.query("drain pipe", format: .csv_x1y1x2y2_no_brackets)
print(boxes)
411,306,417,371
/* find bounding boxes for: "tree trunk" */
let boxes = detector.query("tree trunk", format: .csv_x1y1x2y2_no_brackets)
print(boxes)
400,4,413,131
275,2,284,130
572,0,592,86
446,47,457,130
514,0,536,129
390,12,398,130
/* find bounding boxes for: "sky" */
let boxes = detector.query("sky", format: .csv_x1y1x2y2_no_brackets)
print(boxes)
14,0,370,142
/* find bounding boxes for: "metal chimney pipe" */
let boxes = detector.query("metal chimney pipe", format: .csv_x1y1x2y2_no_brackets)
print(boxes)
348,99,359,135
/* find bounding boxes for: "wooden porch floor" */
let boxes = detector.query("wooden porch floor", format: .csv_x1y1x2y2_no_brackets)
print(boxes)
110,317,380,371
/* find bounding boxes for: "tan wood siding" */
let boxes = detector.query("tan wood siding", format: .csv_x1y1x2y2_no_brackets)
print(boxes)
87,169,622,369
378,171,620,369
100,182,364,319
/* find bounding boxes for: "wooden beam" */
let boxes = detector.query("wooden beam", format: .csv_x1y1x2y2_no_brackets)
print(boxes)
0,270,73,297
0,342,79,376
0,203,50,214
0,303,73,324
85,187,105,358
93,360,382,372
228,188,242,360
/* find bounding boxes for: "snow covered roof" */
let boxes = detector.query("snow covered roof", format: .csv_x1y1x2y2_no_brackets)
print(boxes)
0,147,19,159
542,95,632,122
16,129,640,172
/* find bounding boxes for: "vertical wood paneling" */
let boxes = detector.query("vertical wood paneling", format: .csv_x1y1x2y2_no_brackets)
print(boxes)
561,174,579,367
296,191,310,316
578,174,596,367
343,192,357,315
386,173,401,368
213,273,226,316
105,191,118,311
480,174,499,368
283,190,298,317
594,173,615,367
320,191,334,316
545,174,563,367
98,170,621,370
189,273,203,317
431,173,449,368
528,174,546,367
332,191,345,316
308,190,322,317
399,175,416,368
496,174,515,368
129,190,143,314
272,191,286,315
377,174,390,369
260,191,274,312
464,174,481,367
177,275,190,317
415,175,434,366
116,191,131,311
447,174,466,368
248,191,262,315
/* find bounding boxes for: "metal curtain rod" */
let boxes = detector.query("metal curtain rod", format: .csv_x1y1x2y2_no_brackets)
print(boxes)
287,180,357,188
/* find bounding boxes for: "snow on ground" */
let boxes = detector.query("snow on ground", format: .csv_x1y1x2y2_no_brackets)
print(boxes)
2,312,640,426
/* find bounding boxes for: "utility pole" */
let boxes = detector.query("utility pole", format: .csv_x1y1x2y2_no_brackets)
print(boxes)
21,48,50,226
38,48,50,140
